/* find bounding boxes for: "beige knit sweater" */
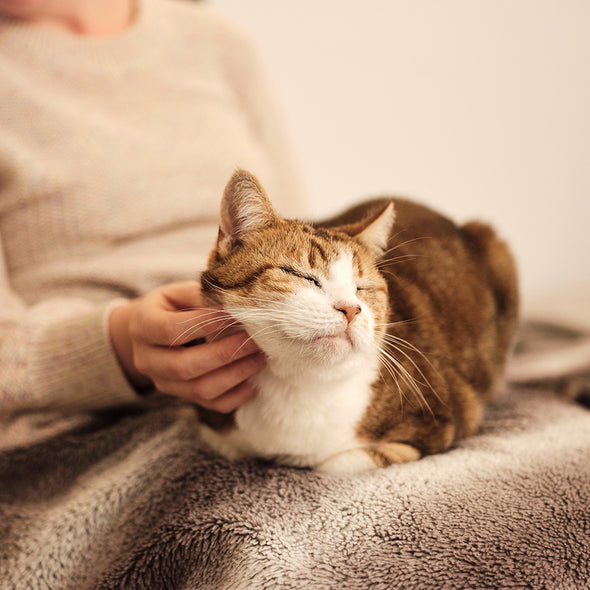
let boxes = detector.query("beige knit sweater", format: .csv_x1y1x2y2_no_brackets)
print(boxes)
0,0,305,447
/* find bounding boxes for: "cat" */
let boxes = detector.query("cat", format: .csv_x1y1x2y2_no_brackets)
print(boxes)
197,169,519,474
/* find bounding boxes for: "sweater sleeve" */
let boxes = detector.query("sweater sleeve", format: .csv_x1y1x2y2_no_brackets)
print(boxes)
0,239,141,416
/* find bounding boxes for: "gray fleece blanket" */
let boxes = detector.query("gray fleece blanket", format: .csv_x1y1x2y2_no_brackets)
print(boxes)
2,321,590,590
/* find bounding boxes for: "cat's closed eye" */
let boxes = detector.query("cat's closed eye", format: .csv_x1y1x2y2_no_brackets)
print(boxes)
279,266,322,289
356,283,388,295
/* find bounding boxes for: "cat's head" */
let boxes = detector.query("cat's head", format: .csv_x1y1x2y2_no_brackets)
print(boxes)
201,170,394,379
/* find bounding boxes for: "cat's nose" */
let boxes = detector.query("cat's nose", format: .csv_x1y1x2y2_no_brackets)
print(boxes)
335,303,362,324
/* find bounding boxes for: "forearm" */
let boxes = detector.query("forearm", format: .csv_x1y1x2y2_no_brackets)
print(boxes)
0,299,141,414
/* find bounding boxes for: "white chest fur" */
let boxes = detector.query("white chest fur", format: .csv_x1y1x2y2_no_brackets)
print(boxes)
199,366,376,468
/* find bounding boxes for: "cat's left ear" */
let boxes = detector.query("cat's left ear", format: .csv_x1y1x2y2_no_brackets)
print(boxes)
347,203,396,257
217,169,279,257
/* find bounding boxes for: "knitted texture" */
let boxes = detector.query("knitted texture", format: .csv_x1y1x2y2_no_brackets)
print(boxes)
0,0,305,447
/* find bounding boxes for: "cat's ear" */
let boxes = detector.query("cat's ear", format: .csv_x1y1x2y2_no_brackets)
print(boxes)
342,203,395,256
217,169,279,257
357,202,395,255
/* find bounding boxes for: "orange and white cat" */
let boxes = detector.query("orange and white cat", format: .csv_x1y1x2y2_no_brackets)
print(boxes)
198,170,518,473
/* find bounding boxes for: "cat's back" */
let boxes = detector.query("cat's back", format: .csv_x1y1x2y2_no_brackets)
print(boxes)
384,197,518,341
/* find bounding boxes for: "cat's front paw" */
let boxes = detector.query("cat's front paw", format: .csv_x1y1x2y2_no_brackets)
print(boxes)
317,448,377,474
317,443,421,474
199,423,246,461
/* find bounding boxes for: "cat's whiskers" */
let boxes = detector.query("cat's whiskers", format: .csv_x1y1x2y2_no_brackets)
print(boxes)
376,344,434,417
375,318,420,328
171,308,241,347
175,307,290,360
226,324,279,360
375,329,446,409
375,253,423,269
379,235,431,259
375,349,409,413
172,318,242,347
199,278,232,301
379,331,441,380
227,313,335,363
174,308,225,321
375,235,431,271
226,309,298,345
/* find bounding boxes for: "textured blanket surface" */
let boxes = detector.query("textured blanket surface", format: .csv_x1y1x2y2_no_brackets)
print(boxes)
1,324,590,590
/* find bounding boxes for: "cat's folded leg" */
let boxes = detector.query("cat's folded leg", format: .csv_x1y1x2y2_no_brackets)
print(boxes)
317,442,421,474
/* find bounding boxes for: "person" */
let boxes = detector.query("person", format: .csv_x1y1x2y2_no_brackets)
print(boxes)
0,0,306,449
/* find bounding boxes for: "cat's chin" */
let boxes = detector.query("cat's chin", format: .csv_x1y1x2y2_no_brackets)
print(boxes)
265,335,372,379
311,332,353,352
287,330,360,365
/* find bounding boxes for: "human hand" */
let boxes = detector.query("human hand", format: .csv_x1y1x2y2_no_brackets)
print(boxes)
109,281,265,412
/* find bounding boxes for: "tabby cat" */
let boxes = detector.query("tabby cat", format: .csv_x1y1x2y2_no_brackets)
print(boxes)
198,170,518,473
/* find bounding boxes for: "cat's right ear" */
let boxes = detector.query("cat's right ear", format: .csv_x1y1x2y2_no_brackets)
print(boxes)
355,202,395,256
216,169,278,257
334,202,395,257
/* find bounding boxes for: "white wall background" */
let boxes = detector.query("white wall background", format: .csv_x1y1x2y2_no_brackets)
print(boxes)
212,0,590,321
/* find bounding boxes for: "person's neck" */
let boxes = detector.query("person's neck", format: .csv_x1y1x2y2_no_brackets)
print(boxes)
28,0,136,37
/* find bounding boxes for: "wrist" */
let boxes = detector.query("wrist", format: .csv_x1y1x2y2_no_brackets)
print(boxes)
108,302,153,393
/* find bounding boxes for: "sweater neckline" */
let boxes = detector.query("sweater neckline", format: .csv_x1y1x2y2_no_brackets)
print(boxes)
0,0,157,63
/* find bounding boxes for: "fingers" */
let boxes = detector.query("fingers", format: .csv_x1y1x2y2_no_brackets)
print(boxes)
134,331,261,382
152,352,266,412
133,288,237,347
132,299,237,346
157,307,237,346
